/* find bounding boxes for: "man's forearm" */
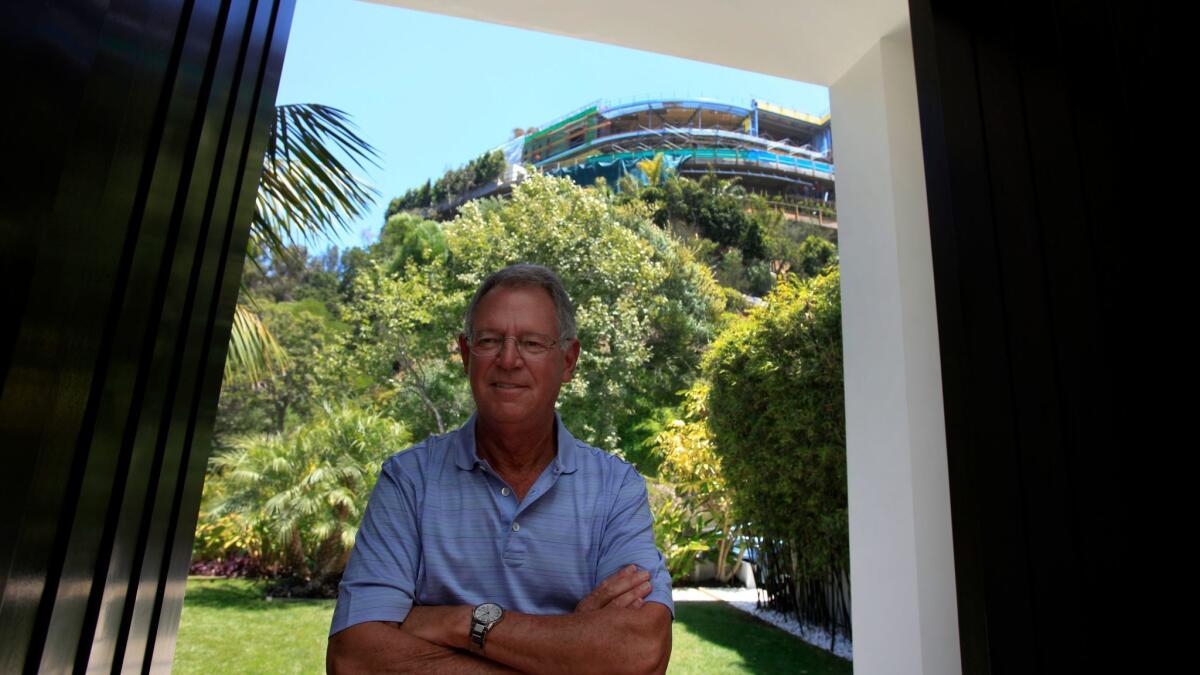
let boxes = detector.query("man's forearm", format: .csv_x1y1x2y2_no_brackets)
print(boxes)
404,603,671,675
327,620,519,674
487,604,671,675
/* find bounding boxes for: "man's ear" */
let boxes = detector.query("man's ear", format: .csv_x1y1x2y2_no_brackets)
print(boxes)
457,334,471,373
561,338,581,382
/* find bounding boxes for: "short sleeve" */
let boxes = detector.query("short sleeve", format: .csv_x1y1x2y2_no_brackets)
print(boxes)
595,466,676,618
329,457,422,636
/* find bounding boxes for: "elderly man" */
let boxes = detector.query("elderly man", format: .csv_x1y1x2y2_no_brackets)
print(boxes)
327,264,673,674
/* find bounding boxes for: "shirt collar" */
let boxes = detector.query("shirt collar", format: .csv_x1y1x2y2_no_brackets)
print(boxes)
454,411,579,474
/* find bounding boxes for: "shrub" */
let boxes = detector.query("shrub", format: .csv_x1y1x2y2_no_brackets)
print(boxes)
198,402,411,586
652,381,745,584
704,268,850,641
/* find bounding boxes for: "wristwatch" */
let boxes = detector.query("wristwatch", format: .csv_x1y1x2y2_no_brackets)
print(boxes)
470,602,505,651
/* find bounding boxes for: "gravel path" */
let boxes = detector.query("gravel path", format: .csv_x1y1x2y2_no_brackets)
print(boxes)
672,587,854,661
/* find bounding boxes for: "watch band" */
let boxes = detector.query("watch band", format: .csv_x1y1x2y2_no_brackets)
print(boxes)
470,602,504,651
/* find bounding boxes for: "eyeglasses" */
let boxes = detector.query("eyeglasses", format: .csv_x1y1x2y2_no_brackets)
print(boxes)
468,332,560,358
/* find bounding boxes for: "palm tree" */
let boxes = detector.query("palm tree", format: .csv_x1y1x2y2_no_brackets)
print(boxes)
636,152,671,187
208,403,410,581
225,104,379,381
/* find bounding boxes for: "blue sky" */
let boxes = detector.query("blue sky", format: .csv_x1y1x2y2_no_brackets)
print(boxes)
276,0,830,251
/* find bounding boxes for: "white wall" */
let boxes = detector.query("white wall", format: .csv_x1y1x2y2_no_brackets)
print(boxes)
831,26,961,674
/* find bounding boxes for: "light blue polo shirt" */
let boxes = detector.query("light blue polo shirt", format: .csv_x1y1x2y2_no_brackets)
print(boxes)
329,412,674,635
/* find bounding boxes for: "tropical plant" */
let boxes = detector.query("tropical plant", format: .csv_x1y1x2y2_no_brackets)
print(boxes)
654,380,744,583
636,152,671,187
202,402,411,584
225,303,290,384
643,174,765,262
225,103,378,382
756,195,838,281
647,479,719,582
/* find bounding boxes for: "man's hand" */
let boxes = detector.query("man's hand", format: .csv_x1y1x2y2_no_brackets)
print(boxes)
575,564,653,613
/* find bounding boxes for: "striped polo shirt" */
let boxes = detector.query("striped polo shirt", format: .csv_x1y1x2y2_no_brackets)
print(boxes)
329,412,674,635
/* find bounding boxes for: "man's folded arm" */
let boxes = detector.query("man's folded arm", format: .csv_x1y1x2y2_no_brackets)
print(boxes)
326,621,519,674
461,463,675,675
397,565,671,675
593,466,677,620
330,456,498,673
488,601,672,675
399,602,672,675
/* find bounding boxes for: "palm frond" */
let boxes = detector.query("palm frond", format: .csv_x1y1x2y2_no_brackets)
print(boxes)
637,152,669,187
228,104,380,380
252,103,380,263
224,303,290,382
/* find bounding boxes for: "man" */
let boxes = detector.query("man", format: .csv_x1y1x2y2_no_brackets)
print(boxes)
327,264,674,674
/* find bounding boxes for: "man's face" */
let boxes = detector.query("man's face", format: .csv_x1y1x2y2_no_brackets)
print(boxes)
458,285,580,427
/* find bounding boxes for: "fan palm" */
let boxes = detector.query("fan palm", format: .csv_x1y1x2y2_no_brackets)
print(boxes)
225,103,379,381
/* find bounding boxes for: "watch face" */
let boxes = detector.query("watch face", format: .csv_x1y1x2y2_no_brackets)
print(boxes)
474,603,503,623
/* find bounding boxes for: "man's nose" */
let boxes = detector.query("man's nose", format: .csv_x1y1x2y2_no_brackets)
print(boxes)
496,337,524,367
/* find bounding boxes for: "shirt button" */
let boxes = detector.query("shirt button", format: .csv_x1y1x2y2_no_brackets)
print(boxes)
511,522,520,532
501,487,510,496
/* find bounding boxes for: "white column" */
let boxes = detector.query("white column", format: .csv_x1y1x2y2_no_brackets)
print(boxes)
830,25,961,675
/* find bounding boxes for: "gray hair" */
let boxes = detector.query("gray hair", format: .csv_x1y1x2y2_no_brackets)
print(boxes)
463,264,577,346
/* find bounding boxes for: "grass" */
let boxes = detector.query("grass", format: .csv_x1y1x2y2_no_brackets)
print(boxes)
174,578,334,674
174,578,852,674
670,601,851,674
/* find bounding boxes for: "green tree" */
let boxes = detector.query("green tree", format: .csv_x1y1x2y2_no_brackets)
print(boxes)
641,175,766,268
756,195,838,281
443,174,724,455
704,268,848,639
793,235,838,279
326,174,723,462
240,244,341,307
685,176,761,256
385,149,507,218
374,212,448,275
335,257,472,440
336,246,371,303
216,298,345,439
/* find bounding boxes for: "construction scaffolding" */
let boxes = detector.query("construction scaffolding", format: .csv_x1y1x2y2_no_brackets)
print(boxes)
523,98,835,202
437,97,836,218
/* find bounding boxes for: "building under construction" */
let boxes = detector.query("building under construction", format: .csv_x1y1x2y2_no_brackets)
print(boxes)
512,97,833,200
427,97,835,218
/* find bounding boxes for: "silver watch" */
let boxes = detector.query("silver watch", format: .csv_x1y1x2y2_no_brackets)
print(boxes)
470,602,504,651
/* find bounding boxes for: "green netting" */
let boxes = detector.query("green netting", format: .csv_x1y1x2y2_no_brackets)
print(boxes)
524,106,598,144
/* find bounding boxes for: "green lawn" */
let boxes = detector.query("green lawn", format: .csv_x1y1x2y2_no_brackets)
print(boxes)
669,601,851,674
174,578,851,674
